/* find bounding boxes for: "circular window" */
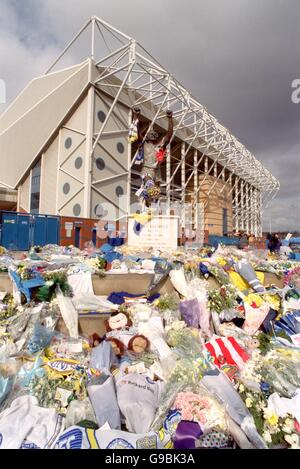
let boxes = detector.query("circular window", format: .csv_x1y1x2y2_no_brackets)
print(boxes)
65,137,72,149
75,157,83,169
117,142,125,154
115,186,124,197
94,204,104,218
73,204,81,216
97,110,106,123
96,157,105,171
63,183,70,195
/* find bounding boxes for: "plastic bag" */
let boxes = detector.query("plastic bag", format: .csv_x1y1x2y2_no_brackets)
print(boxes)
65,398,97,428
200,370,267,449
169,269,189,298
56,286,78,339
243,302,270,335
115,372,163,433
90,341,118,372
72,294,118,312
179,298,199,328
27,323,55,354
87,374,121,430
186,278,211,336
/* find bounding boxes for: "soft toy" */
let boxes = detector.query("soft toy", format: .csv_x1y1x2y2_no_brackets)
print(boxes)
104,312,132,331
104,312,149,357
89,333,102,348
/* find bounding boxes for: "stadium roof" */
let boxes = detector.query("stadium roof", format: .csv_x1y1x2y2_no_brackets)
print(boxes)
0,16,279,211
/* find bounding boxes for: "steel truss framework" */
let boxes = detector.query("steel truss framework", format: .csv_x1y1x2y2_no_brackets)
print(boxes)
47,16,280,236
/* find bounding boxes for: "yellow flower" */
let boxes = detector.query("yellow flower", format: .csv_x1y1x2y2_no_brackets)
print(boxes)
239,384,245,393
267,414,279,427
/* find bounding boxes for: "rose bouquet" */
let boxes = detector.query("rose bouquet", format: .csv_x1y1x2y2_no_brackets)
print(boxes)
151,355,212,432
172,390,227,432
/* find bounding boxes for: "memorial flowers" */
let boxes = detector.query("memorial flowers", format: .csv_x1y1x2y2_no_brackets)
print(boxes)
154,294,179,312
284,266,300,290
208,285,238,314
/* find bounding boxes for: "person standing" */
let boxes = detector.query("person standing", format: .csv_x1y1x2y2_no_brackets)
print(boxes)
238,232,249,250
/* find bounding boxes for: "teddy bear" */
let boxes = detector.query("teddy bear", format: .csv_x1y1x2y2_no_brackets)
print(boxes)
104,311,149,357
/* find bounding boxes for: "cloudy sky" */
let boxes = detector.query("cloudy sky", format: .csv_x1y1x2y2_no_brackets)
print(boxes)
0,0,299,232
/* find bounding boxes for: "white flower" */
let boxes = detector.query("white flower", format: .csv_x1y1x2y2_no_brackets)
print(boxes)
282,424,292,434
245,397,253,408
282,418,294,434
263,407,273,420
284,433,300,449
263,431,272,443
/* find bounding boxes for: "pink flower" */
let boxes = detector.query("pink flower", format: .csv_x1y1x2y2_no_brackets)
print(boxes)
182,410,194,421
294,420,300,433
198,413,207,424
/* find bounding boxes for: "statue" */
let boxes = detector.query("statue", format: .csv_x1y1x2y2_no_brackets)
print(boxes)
130,107,173,207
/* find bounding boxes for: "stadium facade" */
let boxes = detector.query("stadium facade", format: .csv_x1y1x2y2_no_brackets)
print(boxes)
0,17,280,239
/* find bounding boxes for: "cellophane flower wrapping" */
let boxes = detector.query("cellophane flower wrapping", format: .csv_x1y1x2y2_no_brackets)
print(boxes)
260,347,300,398
186,278,212,337
171,388,228,433
151,328,214,431
56,286,78,339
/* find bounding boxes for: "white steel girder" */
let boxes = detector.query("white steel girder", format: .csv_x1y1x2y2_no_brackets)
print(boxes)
46,17,279,233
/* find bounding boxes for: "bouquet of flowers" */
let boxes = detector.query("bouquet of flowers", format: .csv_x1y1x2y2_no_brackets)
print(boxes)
151,355,211,432
208,285,238,314
252,260,281,277
284,266,300,290
146,184,160,200
16,263,36,280
184,261,199,281
172,389,227,432
237,383,300,448
166,327,204,358
84,256,106,276
154,294,179,312
259,348,300,398
208,265,230,285
37,271,72,302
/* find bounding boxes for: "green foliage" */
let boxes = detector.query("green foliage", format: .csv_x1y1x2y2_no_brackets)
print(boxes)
155,293,179,311
257,332,272,354
37,271,71,302
208,285,237,314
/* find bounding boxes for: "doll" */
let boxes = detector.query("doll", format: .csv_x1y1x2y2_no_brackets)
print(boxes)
105,312,149,357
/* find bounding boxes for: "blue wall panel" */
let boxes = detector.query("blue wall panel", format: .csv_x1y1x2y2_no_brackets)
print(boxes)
0,211,60,250
17,215,30,251
46,217,60,245
33,216,47,246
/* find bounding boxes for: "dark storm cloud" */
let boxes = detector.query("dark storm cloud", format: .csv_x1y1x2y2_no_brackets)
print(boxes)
0,0,299,230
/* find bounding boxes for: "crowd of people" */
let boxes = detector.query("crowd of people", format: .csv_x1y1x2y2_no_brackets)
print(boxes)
231,231,282,253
